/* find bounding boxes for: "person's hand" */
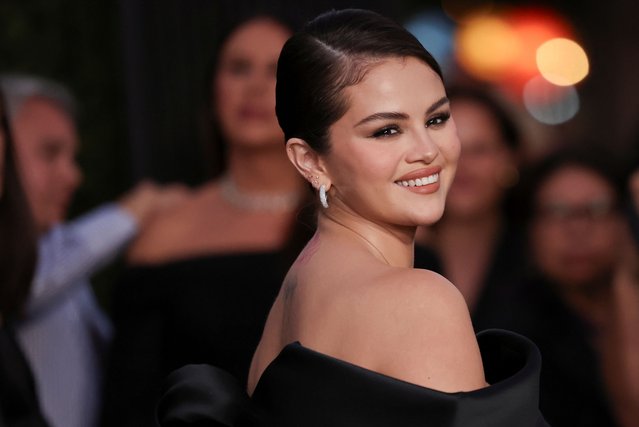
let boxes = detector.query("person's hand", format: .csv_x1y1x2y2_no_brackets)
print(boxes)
118,181,190,226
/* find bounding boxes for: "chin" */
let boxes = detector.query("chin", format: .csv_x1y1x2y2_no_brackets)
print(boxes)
410,210,445,227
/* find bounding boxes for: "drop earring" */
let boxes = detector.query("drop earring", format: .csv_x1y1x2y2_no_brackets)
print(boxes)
319,184,329,208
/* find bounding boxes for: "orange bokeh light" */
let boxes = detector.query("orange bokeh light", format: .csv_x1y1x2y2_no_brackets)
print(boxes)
454,13,520,82
454,6,577,97
505,7,574,87
537,38,589,86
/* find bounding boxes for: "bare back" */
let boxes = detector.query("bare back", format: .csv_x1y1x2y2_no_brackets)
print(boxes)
248,229,486,395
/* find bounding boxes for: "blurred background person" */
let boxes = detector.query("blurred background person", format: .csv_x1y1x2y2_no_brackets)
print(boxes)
0,87,49,427
101,11,312,427
511,144,639,427
414,85,525,331
0,75,187,427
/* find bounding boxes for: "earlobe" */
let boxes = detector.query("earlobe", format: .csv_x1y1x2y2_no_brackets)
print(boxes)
286,138,329,189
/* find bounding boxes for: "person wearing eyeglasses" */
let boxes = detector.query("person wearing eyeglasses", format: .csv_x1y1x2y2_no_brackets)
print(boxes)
511,144,639,427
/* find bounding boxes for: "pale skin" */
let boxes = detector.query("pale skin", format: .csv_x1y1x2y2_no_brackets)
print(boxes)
249,57,486,395
127,18,306,264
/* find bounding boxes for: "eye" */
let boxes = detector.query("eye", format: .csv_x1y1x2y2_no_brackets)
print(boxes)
426,111,451,128
371,125,400,138
224,59,252,76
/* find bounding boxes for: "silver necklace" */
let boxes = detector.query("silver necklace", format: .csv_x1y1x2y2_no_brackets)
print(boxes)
219,175,303,212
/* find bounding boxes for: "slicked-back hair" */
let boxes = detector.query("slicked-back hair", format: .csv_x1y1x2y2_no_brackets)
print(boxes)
276,9,442,154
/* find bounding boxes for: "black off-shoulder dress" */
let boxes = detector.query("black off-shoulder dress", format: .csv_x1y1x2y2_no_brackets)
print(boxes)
158,329,550,427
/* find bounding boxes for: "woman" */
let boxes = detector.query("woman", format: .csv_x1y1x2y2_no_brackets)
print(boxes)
414,86,526,331
0,89,49,426
100,12,312,427
511,145,639,427
158,9,548,427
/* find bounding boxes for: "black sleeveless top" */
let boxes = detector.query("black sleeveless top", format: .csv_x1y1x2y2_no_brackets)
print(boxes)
157,329,550,426
102,251,289,427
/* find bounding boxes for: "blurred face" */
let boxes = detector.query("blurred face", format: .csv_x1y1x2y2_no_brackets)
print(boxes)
445,98,516,219
0,121,4,197
13,97,81,233
531,166,623,290
324,57,460,228
214,18,290,147
631,169,639,213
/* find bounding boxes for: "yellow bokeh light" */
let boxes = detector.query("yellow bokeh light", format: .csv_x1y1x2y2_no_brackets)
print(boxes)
455,14,521,81
536,38,589,86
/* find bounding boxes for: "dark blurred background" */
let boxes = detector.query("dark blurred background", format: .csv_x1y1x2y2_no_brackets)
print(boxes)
1,0,637,225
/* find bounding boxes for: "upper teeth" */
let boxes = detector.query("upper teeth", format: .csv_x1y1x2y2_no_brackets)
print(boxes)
396,173,439,187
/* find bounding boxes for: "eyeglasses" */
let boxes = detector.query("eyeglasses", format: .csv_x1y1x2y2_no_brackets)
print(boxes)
535,199,618,224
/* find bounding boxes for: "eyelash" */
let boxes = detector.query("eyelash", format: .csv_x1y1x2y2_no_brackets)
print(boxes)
370,111,451,139
427,111,451,128
372,126,400,138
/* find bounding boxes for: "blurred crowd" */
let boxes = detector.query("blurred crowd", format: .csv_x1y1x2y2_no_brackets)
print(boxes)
1,5,638,427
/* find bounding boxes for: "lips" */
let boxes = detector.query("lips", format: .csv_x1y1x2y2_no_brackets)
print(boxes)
238,105,271,120
395,173,439,188
394,167,441,188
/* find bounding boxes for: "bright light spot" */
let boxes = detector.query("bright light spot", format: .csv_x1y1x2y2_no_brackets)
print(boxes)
536,38,589,86
455,14,520,81
506,8,573,83
523,75,580,125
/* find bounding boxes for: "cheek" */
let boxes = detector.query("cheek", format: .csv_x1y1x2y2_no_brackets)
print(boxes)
531,225,561,259
591,224,623,254
214,76,241,115
441,129,461,166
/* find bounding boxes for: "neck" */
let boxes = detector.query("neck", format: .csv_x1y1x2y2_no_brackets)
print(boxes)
434,209,502,248
319,206,415,268
225,143,303,194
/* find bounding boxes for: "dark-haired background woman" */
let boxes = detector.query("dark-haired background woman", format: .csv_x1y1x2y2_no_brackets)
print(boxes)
100,12,313,427
0,91,49,427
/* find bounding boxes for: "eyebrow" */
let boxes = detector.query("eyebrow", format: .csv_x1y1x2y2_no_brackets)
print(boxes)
354,96,449,128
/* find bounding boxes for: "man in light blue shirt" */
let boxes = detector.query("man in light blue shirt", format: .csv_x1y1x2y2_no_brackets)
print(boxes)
1,75,186,427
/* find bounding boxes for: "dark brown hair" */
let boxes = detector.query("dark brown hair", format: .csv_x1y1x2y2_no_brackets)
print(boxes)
0,89,37,321
275,8,443,154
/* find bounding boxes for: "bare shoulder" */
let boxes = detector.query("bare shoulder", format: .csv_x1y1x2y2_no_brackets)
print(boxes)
360,268,486,392
386,268,470,320
359,268,468,321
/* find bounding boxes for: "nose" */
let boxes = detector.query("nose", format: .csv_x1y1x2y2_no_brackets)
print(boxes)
246,69,272,97
406,128,438,164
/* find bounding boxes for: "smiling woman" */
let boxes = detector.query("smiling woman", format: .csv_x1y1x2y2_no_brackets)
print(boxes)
157,9,550,427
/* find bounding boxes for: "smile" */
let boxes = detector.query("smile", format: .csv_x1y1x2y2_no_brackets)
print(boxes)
395,173,439,187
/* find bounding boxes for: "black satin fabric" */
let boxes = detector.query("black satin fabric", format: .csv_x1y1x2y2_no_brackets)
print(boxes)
0,326,49,427
103,251,288,427
157,329,549,427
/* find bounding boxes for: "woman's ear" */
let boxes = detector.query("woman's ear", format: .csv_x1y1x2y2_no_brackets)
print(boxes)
286,138,330,190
